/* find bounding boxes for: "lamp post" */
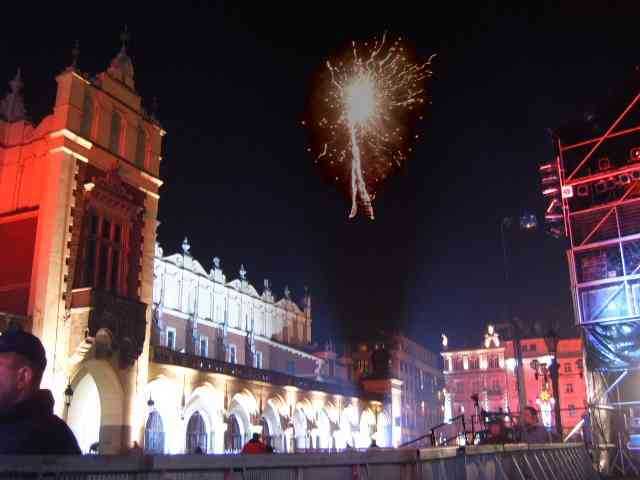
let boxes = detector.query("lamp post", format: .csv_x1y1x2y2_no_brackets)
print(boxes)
544,329,562,437
500,213,537,418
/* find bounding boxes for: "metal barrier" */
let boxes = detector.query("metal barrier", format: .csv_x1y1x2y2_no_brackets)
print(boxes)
0,443,598,479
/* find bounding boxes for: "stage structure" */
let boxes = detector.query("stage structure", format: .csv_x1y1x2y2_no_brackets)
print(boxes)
542,77,640,474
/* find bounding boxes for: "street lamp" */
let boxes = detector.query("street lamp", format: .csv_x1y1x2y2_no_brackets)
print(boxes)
543,329,563,436
64,382,74,408
500,212,537,418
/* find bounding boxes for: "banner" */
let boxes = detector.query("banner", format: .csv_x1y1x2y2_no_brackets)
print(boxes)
584,320,640,371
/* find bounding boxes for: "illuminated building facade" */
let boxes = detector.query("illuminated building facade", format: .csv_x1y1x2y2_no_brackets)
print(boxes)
441,326,587,433
0,37,398,454
350,332,443,443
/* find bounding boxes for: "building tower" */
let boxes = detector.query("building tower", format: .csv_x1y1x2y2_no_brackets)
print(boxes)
0,33,164,453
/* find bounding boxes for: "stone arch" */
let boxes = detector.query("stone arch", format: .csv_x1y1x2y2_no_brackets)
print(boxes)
145,375,181,453
293,407,308,450
358,408,376,448
181,383,218,453
226,389,255,449
315,408,332,449
262,400,284,452
67,374,100,453
340,402,359,449
376,411,392,447
68,359,124,454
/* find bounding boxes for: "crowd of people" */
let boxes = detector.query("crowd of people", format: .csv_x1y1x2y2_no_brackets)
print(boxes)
480,406,560,445
0,328,561,456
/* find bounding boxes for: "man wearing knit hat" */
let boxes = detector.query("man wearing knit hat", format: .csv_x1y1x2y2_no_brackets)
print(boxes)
0,327,80,454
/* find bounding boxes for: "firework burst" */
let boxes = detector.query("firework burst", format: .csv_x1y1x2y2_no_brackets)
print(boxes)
306,33,434,219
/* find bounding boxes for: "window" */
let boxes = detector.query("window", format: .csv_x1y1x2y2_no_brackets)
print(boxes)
135,124,146,168
453,358,464,371
469,357,480,369
228,344,237,364
529,344,537,352
255,351,263,369
488,356,499,369
491,378,501,392
287,360,295,375
569,404,576,417
166,328,176,350
78,213,128,295
455,382,464,394
109,111,122,154
565,383,574,394
471,381,481,393
80,94,93,137
199,336,208,357
564,363,572,373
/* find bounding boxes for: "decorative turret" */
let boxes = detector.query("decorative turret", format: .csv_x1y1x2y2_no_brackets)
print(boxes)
182,237,191,256
0,69,26,122
107,26,135,89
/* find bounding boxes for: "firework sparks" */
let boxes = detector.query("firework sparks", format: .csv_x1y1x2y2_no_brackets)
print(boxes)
307,33,434,219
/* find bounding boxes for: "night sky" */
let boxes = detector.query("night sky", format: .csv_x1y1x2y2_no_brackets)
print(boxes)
2,2,639,353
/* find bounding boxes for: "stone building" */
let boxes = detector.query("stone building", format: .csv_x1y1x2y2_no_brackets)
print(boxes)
0,35,398,454
350,331,444,443
441,325,587,434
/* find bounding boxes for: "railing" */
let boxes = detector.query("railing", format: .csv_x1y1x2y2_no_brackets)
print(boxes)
152,346,384,401
0,443,598,479
0,311,29,333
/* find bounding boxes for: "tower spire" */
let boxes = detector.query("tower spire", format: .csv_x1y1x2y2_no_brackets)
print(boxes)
108,26,135,89
71,40,80,69
0,69,26,122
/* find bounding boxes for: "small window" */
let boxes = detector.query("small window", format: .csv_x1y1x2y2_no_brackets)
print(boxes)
564,363,572,373
135,124,146,168
569,404,576,417
287,360,295,375
455,382,464,394
488,356,499,369
565,383,574,394
530,344,537,352
199,337,208,357
469,357,480,369
255,351,263,369
166,328,176,350
109,111,122,154
80,94,93,137
228,344,237,364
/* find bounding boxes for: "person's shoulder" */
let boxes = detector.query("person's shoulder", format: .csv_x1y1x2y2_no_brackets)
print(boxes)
34,414,81,454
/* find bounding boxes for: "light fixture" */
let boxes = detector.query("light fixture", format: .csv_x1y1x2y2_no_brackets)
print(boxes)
147,395,155,409
64,382,74,408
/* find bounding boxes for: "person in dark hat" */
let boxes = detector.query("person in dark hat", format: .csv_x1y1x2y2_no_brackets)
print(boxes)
0,328,80,454
480,417,510,445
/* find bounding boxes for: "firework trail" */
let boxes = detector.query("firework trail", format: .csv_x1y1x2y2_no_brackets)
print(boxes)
307,33,434,219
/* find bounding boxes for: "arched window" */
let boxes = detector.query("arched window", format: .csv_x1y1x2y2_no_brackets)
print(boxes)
109,111,122,154
186,411,207,453
144,411,165,454
135,124,146,167
225,414,242,452
80,94,93,137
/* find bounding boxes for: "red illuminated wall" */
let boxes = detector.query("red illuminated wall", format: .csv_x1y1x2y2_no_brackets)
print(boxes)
0,213,37,315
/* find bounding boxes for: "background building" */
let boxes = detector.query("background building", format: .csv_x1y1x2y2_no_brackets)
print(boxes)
350,331,444,443
441,325,587,434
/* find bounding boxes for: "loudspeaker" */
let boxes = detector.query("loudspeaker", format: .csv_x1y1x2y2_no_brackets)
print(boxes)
619,174,631,185
577,185,590,197
599,157,611,171
595,181,608,194
630,148,640,162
